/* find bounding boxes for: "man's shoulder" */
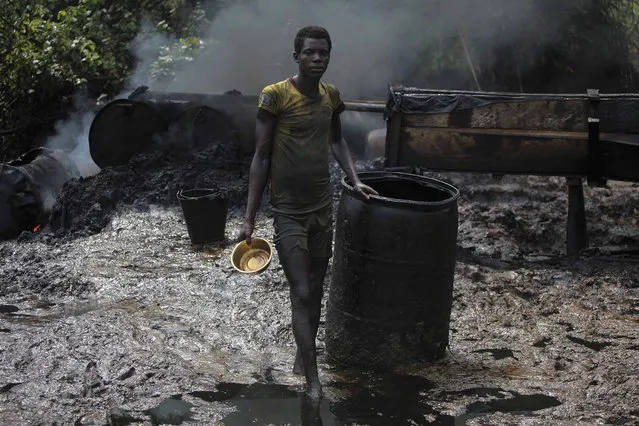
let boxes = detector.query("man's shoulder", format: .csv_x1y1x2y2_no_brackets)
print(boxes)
262,79,291,94
321,82,344,112
321,82,340,95
259,80,292,112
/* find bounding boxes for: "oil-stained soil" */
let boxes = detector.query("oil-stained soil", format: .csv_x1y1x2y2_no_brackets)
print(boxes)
1,146,638,425
48,133,249,239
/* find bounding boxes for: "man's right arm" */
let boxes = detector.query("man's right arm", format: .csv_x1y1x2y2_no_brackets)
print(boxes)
239,108,276,242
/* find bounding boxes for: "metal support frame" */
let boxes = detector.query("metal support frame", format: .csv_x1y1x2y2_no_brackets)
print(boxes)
586,88,606,187
566,177,588,256
587,117,601,185
384,112,402,168
563,89,605,256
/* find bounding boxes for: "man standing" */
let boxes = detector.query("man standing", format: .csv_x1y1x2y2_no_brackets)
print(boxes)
238,26,377,399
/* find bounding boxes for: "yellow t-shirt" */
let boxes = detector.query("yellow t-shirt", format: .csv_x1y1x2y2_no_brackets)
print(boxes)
258,78,344,215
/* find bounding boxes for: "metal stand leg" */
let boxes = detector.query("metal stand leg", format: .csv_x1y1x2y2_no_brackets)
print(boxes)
566,177,588,256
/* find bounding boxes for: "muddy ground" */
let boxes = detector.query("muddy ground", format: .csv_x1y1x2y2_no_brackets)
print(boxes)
1,141,638,425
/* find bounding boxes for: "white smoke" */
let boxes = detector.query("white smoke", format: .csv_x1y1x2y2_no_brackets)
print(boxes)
44,105,100,178
164,0,433,98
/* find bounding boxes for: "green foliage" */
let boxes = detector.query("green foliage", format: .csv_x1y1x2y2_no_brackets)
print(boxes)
613,0,639,67
0,0,210,107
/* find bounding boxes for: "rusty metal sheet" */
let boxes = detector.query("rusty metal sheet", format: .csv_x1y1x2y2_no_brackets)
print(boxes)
399,127,588,175
403,100,592,132
392,126,639,182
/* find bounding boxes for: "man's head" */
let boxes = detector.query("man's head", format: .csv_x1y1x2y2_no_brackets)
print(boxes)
293,26,332,79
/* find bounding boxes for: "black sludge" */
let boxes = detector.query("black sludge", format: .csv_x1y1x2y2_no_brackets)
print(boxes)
326,171,459,368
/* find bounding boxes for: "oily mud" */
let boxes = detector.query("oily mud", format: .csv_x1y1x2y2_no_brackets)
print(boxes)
1,149,638,425
48,133,249,239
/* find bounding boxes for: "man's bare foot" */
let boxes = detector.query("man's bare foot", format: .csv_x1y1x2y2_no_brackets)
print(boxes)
300,392,323,425
293,350,304,375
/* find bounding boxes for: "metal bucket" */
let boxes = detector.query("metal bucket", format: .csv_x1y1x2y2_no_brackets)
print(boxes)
177,188,227,244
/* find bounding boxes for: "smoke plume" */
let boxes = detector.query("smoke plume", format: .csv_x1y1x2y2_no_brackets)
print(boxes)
158,0,542,97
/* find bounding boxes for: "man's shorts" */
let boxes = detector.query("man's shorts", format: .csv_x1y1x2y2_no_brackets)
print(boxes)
273,206,334,259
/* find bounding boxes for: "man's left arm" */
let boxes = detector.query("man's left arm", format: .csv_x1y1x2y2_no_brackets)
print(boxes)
330,109,378,199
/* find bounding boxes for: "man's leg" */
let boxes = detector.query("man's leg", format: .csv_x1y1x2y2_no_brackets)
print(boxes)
293,206,333,379
279,247,323,398
293,256,329,375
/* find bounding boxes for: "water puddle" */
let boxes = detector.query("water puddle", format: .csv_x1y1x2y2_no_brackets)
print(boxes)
445,387,562,421
533,337,552,348
190,377,446,425
185,376,562,425
566,335,612,351
0,383,21,393
144,397,194,425
465,392,562,415
557,321,575,332
0,304,19,314
327,374,448,425
190,382,332,425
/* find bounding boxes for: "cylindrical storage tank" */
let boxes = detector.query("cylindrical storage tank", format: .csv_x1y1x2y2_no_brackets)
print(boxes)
89,99,165,168
325,171,459,368
169,106,235,150
135,91,258,155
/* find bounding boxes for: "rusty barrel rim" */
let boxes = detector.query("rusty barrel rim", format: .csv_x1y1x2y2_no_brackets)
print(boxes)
341,171,460,209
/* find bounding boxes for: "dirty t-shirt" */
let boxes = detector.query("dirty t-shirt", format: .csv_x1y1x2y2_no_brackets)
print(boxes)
258,78,345,215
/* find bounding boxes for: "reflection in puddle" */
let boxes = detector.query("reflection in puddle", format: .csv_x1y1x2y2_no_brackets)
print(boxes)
189,375,562,425
190,383,332,426
144,397,194,425
329,374,446,425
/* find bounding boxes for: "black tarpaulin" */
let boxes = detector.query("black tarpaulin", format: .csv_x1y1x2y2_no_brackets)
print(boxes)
382,84,639,120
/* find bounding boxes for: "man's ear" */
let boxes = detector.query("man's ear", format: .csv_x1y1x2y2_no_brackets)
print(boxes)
293,50,299,63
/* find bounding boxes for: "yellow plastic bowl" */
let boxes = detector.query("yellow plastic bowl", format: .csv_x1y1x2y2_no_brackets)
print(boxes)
230,237,273,274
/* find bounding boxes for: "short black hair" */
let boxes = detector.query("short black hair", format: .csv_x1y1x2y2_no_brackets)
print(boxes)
294,26,332,54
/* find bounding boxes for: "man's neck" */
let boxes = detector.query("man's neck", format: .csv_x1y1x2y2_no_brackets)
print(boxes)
292,74,321,97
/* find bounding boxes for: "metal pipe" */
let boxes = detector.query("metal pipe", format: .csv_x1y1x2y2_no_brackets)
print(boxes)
343,100,386,113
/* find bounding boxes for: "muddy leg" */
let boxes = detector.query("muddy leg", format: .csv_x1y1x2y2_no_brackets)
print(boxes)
300,391,324,425
280,248,323,399
294,257,329,376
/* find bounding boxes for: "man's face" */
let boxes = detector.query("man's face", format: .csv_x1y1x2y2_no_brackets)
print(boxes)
294,38,330,79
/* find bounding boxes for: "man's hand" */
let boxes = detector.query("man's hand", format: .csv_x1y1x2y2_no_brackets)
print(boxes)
354,180,379,200
238,218,255,245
